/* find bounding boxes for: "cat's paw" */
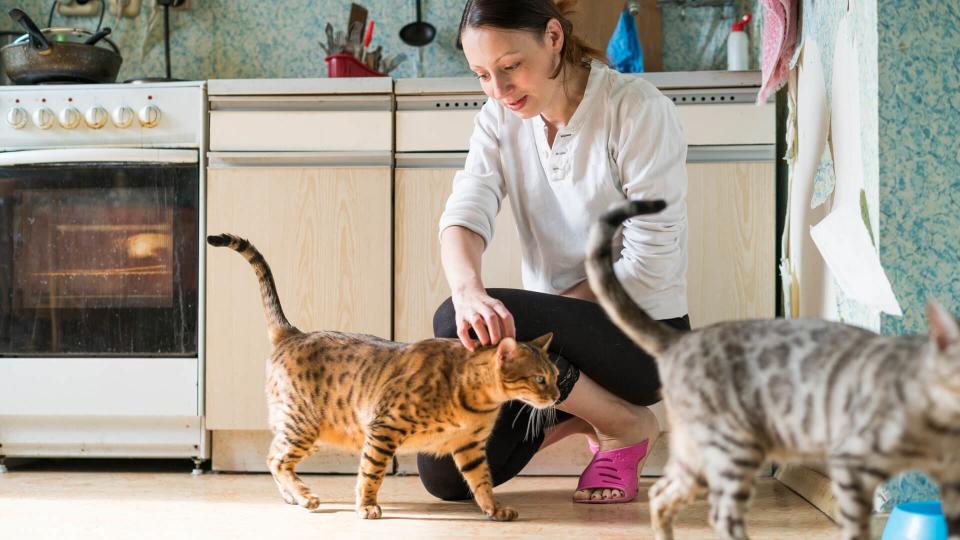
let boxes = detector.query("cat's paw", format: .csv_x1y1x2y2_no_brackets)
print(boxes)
301,494,321,511
357,504,382,519
487,505,518,522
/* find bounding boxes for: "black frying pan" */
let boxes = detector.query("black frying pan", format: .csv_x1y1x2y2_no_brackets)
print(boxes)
1,8,122,84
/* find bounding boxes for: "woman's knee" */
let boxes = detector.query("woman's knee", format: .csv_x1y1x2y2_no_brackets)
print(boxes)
432,296,457,338
416,454,471,501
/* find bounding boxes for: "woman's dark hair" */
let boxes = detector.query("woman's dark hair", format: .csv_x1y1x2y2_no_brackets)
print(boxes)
458,0,606,79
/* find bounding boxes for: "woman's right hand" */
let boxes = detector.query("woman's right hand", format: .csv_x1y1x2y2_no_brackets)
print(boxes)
451,287,516,352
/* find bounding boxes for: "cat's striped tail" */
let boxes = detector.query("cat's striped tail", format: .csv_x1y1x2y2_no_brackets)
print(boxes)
207,234,299,345
585,200,680,357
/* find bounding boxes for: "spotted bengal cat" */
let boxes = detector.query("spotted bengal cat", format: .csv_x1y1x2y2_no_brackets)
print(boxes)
586,200,960,540
207,233,559,521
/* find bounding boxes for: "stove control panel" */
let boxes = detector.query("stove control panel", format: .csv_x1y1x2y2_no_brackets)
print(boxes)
0,81,205,149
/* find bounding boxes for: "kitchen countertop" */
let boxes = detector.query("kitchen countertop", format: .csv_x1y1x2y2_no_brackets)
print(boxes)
207,77,393,96
206,71,761,97
394,70,762,95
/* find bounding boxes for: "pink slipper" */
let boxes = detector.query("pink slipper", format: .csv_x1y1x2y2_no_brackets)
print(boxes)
574,439,649,504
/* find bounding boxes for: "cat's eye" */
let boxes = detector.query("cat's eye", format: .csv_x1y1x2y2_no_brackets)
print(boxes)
534,375,546,385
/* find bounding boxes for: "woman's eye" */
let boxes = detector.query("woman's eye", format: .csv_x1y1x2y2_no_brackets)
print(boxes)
503,63,519,72
474,72,490,81
535,375,546,385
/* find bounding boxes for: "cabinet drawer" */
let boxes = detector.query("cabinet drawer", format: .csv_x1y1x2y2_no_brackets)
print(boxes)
210,110,392,152
209,95,393,152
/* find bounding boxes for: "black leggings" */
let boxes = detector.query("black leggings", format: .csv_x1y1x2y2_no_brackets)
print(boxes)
416,288,690,501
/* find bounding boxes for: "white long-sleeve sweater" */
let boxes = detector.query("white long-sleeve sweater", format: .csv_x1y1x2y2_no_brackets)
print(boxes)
439,62,689,320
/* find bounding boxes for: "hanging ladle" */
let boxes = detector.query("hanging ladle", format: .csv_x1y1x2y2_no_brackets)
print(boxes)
399,0,435,47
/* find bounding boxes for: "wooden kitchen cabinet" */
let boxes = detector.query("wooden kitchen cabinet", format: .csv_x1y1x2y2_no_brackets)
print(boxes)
394,159,774,341
205,165,391,430
686,161,776,328
394,162,523,343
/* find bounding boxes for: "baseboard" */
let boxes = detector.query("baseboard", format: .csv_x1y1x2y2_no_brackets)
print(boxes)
210,430,673,476
775,463,837,522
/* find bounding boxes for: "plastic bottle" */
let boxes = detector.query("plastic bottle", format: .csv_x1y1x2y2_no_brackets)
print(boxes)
727,13,752,71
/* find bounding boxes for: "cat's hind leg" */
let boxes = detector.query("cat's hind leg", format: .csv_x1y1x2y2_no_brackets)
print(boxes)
700,435,763,540
649,459,707,540
827,465,881,540
266,431,321,510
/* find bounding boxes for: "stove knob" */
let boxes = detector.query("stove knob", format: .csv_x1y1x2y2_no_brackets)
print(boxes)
59,107,82,129
6,106,28,129
33,107,55,130
138,104,161,128
85,106,108,129
112,106,135,128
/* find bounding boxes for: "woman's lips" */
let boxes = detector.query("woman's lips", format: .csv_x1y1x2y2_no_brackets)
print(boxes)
505,96,528,111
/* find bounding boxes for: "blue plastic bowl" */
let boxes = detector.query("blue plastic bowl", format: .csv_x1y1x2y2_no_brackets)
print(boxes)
881,501,948,540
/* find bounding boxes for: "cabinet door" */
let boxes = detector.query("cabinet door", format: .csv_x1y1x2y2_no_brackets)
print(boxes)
206,166,391,429
686,161,776,328
394,166,522,343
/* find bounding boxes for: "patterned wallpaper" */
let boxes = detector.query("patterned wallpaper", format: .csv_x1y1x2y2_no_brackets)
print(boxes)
878,1,960,337
1,0,760,81
798,0,960,512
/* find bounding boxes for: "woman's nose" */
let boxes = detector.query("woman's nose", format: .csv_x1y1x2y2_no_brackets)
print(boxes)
490,75,511,100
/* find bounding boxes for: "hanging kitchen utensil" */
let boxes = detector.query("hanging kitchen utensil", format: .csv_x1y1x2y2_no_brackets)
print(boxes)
2,8,122,84
399,0,435,47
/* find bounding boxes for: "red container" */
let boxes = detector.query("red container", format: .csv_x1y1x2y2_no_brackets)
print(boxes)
325,53,386,77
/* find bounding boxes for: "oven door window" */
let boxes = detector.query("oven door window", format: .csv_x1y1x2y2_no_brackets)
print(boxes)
0,161,199,356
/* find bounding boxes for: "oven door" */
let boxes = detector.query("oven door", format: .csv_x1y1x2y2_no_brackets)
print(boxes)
0,148,199,357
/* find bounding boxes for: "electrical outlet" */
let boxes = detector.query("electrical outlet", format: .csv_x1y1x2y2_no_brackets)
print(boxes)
57,0,104,17
107,0,141,17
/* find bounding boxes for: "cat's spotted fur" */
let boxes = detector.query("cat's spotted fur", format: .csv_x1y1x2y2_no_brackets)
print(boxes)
208,233,560,521
585,200,960,540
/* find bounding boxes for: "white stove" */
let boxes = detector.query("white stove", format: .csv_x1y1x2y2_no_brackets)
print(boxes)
0,81,209,470
0,80,204,149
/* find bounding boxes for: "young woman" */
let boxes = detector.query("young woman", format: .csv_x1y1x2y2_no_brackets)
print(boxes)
418,0,690,504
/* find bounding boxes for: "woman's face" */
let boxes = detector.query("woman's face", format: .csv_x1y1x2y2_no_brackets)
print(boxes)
460,19,564,119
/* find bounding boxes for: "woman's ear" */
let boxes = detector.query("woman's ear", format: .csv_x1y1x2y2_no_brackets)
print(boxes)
544,18,564,53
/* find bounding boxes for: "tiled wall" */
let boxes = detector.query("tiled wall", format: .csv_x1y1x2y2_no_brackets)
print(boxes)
1,0,760,81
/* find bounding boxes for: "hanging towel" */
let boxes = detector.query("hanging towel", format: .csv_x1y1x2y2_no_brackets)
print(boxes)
757,0,798,103
607,9,644,73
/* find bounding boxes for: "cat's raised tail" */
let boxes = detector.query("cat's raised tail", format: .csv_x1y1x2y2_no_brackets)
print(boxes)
585,200,681,356
207,233,300,345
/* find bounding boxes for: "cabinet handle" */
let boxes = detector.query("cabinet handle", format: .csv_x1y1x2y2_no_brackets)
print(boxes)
686,145,775,163
207,152,392,168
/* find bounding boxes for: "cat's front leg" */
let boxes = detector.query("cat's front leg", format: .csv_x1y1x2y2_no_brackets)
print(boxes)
939,478,960,540
450,440,517,521
355,427,404,519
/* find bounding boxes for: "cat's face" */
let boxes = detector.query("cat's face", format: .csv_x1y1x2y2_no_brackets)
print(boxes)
926,300,960,410
493,333,561,408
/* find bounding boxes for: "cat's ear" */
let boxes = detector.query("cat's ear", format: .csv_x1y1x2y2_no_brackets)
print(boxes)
927,299,960,352
495,337,517,365
530,332,554,352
